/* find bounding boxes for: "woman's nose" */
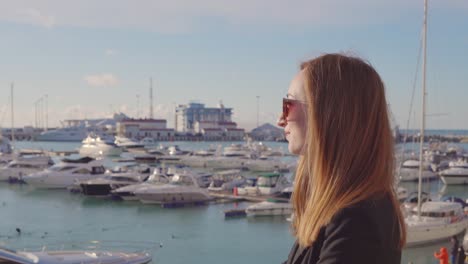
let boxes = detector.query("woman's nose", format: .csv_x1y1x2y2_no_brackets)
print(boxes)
277,113,286,127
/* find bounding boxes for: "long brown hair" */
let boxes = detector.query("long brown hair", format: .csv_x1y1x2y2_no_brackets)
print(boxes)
292,53,406,248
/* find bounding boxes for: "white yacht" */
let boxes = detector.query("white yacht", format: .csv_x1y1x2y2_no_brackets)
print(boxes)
114,136,146,153
405,201,468,247
79,167,151,197
398,159,438,182
133,171,213,205
0,136,12,154
79,134,122,157
0,245,152,264
139,137,158,148
397,187,409,203
111,169,173,201
439,159,468,185
207,169,246,192
22,157,106,189
0,155,54,182
245,187,293,217
238,172,291,196
36,126,89,141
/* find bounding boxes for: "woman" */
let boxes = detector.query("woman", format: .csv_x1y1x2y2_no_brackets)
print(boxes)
279,54,406,264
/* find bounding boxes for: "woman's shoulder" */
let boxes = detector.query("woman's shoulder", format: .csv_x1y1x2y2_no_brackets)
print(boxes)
316,195,401,263
325,194,400,246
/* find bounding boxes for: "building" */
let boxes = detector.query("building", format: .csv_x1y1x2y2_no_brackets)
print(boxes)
175,101,233,134
117,118,175,140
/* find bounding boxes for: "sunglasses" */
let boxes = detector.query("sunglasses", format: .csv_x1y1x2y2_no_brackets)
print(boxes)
282,98,306,121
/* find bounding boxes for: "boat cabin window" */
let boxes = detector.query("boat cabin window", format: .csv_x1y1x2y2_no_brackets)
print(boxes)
50,166,76,171
73,168,91,174
91,166,106,174
421,210,456,217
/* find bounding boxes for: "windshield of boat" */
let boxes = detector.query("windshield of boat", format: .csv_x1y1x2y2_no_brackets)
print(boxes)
50,165,77,171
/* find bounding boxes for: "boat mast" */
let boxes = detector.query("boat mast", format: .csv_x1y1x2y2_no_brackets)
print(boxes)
417,0,428,219
10,83,14,143
149,77,154,119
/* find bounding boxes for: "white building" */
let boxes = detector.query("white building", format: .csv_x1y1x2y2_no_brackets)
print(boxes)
117,118,175,140
175,102,233,134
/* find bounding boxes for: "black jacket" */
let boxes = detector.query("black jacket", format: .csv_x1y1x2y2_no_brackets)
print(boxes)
284,195,401,264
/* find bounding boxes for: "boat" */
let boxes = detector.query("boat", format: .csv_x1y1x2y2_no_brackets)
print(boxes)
22,157,106,189
133,171,213,205
405,201,468,247
397,186,409,203
404,0,468,247
114,136,146,153
207,169,246,192
78,134,122,157
398,159,438,182
245,200,293,217
439,159,468,185
111,168,174,201
238,172,291,196
245,187,293,217
0,155,54,182
36,126,89,142
0,245,151,264
79,167,151,197
0,135,12,155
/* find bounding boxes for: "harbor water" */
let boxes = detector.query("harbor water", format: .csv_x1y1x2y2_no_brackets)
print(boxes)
1,140,468,264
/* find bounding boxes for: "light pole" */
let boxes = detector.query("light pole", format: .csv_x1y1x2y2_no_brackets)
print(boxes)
256,96,260,128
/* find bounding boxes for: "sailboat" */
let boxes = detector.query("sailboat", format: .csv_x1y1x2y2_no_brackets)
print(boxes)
404,0,468,247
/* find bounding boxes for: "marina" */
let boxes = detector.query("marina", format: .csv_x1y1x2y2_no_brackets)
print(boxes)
0,140,467,263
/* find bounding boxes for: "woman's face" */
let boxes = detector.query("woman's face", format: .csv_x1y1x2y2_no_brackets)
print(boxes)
278,71,307,155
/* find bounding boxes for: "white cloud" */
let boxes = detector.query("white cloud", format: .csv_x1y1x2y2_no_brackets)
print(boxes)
84,73,119,87
17,8,55,28
105,49,117,56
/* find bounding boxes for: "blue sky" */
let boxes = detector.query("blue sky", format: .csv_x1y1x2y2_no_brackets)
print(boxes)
0,0,467,130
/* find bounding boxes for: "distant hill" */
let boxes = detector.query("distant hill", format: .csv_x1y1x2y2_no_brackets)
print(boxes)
249,123,285,141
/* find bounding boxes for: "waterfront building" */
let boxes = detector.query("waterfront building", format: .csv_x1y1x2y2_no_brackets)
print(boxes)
175,101,233,134
175,101,245,140
117,118,175,140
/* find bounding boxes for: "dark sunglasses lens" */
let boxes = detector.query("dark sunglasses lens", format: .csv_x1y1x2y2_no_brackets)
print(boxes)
283,99,291,119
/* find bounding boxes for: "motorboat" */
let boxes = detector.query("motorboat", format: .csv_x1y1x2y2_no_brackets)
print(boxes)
139,137,158,148
79,134,122,157
111,168,174,201
207,169,246,192
0,245,152,264
245,187,293,217
0,135,12,154
246,200,293,217
133,171,213,205
243,156,290,172
405,201,468,247
79,167,151,197
0,155,54,182
36,126,89,142
439,159,468,185
22,157,106,189
398,159,438,182
114,136,146,154
397,187,409,203
238,172,291,196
